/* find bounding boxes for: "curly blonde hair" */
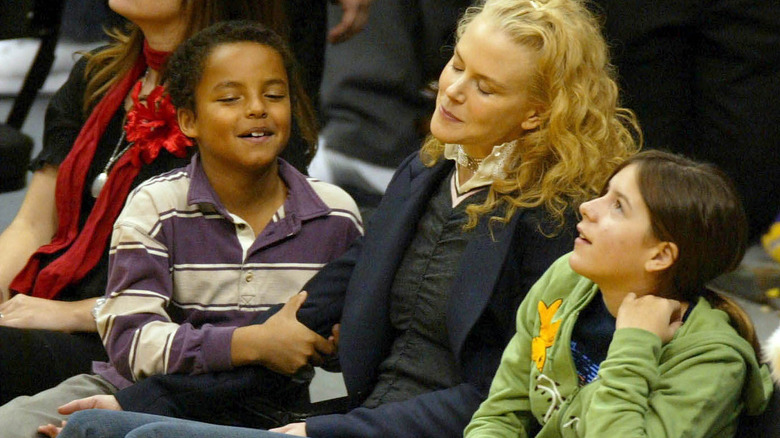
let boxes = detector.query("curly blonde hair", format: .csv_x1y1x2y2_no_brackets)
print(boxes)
421,0,640,229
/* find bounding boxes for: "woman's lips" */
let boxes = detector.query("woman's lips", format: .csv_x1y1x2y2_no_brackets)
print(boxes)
439,105,462,123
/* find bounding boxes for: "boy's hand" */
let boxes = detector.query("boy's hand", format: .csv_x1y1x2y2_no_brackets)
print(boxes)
232,292,335,375
616,292,683,344
329,323,341,352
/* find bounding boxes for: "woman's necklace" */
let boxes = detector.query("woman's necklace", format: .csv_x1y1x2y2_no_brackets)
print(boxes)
456,145,484,172
90,118,132,198
90,69,151,199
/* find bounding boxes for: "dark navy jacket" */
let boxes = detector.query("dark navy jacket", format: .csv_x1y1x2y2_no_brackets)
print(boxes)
114,153,576,437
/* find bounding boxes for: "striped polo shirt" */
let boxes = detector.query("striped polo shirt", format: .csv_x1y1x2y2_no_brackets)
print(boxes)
93,154,363,389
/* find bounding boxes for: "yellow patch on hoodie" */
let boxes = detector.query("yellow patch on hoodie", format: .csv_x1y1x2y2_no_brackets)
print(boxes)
532,299,562,372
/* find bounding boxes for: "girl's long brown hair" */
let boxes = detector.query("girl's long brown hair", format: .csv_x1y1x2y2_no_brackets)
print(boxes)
611,150,760,358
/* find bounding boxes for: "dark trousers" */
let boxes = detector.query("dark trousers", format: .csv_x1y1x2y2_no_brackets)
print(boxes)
0,326,108,404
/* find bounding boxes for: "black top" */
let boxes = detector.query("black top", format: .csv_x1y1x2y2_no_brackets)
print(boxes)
363,171,488,407
570,292,615,386
30,56,192,301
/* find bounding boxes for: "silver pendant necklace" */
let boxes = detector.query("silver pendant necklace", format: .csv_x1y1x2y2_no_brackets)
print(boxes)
90,69,150,199
90,125,132,198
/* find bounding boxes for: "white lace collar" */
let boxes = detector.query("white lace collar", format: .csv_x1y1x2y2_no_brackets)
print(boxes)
443,140,517,193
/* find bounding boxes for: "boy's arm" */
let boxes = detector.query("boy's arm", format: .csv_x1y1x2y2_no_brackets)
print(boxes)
584,328,751,437
231,291,333,375
102,187,269,382
112,235,364,414
102,235,335,382
98,208,238,381
101,176,357,383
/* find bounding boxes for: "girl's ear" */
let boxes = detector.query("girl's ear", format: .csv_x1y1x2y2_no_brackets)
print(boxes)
645,241,678,273
177,108,198,138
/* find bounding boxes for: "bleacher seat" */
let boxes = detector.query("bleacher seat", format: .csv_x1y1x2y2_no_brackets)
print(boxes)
0,0,64,193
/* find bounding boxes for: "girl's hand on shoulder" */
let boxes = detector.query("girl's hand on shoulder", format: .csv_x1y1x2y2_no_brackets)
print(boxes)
616,292,683,344
0,295,96,333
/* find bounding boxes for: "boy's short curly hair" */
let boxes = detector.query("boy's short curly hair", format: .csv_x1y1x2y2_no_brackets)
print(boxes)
167,20,289,112
166,20,318,165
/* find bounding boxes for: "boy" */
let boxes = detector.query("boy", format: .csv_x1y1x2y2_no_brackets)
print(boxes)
1,21,362,438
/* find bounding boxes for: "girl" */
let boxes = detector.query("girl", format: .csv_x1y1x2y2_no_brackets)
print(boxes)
465,150,773,437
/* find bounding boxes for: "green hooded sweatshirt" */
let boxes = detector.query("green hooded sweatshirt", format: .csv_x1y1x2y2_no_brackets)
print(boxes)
466,254,773,438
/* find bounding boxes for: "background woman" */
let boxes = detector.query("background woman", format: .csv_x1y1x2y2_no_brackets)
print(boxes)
0,0,316,404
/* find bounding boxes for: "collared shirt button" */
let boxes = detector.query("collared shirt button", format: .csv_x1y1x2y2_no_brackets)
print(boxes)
245,272,254,282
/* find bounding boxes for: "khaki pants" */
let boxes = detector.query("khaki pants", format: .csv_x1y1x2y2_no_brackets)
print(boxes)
0,373,117,438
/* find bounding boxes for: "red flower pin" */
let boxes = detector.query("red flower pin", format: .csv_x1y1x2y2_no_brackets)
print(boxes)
124,80,193,166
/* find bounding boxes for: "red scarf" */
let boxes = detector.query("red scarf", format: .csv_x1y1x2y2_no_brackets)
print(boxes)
10,41,191,300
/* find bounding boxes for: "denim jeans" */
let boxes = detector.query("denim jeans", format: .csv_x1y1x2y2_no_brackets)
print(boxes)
59,410,290,438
